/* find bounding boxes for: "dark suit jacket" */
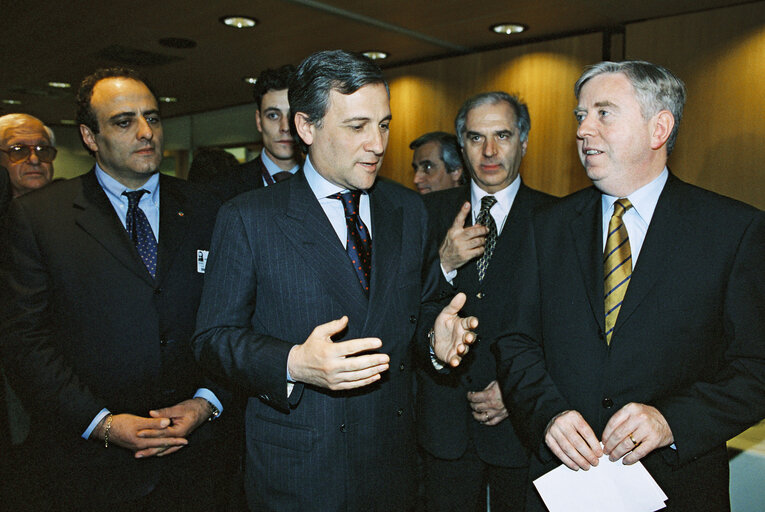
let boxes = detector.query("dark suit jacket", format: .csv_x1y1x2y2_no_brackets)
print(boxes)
193,170,431,512
495,174,765,510
207,154,266,202
417,183,555,468
0,170,235,507
0,165,11,454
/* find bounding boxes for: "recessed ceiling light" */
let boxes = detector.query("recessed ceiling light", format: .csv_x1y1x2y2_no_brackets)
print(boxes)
243,77,258,85
363,51,388,60
2,99,21,105
47,81,71,89
158,96,177,103
60,120,77,126
491,23,527,35
220,15,257,29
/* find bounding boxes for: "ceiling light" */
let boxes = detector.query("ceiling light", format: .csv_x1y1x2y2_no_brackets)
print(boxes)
47,81,71,89
243,77,258,85
491,23,527,35
2,99,21,105
363,51,388,60
220,16,257,29
158,96,177,103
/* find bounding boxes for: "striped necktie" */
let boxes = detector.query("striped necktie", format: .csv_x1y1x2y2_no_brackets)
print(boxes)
475,195,498,282
604,198,633,345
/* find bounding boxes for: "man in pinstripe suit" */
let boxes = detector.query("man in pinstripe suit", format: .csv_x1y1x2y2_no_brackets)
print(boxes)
193,50,476,512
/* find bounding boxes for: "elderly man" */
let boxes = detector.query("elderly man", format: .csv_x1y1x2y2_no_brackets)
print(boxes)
411,131,464,194
495,61,764,511
0,67,238,511
417,93,554,512
212,64,299,201
193,50,475,512
0,113,56,198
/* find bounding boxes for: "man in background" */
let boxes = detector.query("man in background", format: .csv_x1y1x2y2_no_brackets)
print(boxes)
411,131,464,194
417,92,554,511
0,113,56,198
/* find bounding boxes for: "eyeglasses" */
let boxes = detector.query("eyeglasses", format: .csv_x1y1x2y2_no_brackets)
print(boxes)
0,144,57,163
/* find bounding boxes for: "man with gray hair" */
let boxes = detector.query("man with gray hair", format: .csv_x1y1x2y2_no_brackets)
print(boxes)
410,131,464,194
416,91,554,511
495,61,764,510
0,113,56,198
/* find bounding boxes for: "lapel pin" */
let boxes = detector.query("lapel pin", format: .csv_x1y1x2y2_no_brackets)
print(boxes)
177,211,184,217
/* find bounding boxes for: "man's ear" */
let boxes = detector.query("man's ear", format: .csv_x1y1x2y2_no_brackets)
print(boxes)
293,112,314,147
255,109,263,133
650,110,674,151
450,168,464,186
79,124,99,154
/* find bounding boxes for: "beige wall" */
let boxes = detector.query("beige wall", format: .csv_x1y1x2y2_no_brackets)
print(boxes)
626,1,765,209
381,34,602,197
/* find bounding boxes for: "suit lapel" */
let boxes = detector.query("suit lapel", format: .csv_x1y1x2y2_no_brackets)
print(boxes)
570,187,606,332
275,173,369,321
73,170,154,285
363,184,403,332
614,175,686,331
156,175,189,286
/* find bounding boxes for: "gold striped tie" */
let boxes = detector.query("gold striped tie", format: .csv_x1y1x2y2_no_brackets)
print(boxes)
604,198,633,345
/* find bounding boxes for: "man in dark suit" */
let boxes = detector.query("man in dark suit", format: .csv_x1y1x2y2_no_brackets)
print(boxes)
0,68,237,511
192,50,476,512
417,92,555,512
211,64,299,201
495,61,765,511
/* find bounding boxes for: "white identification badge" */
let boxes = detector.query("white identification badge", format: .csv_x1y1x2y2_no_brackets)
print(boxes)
197,250,209,273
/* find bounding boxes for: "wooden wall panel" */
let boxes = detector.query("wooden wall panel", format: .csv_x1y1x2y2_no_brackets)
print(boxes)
626,1,765,209
380,33,602,197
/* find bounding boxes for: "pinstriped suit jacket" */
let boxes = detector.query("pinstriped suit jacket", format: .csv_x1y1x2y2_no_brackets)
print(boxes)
193,171,430,512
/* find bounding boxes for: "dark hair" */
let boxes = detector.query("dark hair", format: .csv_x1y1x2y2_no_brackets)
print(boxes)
289,50,388,152
252,65,296,110
76,67,153,135
409,131,465,179
575,60,686,155
187,148,239,184
455,92,530,148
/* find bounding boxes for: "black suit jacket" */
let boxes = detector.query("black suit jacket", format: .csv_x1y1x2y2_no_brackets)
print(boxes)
417,183,555,468
207,155,266,202
495,174,765,510
0,170,234,507
193,170,432,511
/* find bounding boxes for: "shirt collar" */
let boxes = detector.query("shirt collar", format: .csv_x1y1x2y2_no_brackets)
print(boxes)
470,174,521,212
303,155,347,199
95,163,160,205
261,149,299,176
601,167,668,225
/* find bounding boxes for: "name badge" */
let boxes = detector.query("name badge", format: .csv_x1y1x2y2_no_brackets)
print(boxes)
197,250,209,273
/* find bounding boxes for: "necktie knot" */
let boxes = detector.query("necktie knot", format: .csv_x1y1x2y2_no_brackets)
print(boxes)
123,189,148,208
613,198,633,218
479,195,497,218
331,191,362,219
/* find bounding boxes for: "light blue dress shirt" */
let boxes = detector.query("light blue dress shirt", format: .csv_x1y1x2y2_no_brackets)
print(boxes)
261,150,300,185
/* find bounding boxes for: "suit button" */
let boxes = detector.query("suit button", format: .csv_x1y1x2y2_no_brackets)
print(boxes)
397,408,403,417
159,336,167,346
476,292,484,299
339,423,347,433
399,363,405,371
409,315,417,324
466,376,473,384
602,397,614,409
598,329,606,341
154,287,162,295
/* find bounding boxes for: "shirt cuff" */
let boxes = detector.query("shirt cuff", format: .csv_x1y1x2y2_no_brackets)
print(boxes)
429,345,446,371
441,263,457,284
82,408,111,440
194,388,223,418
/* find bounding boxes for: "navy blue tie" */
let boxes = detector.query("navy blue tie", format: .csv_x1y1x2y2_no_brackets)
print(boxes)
123,190,158,278
331,191,372,296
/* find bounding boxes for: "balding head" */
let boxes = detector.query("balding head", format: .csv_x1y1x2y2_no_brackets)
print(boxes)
0,114,56,197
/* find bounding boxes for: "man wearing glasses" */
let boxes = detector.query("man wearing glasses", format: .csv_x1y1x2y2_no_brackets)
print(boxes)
0,113,56,198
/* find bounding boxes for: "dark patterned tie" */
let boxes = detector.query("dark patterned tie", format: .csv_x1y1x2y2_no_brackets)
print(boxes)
123,190,158,278
475,195,498,282
330,191,372,296
604,198,633,345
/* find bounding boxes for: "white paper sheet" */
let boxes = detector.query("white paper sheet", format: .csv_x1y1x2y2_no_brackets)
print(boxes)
533,453,668,511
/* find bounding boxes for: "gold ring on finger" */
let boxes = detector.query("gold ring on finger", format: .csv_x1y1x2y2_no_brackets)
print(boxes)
629,433,638,446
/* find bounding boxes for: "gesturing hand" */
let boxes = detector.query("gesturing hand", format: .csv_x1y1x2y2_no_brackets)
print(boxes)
288,316,390,390
439,202,488,273
432,292,478,367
